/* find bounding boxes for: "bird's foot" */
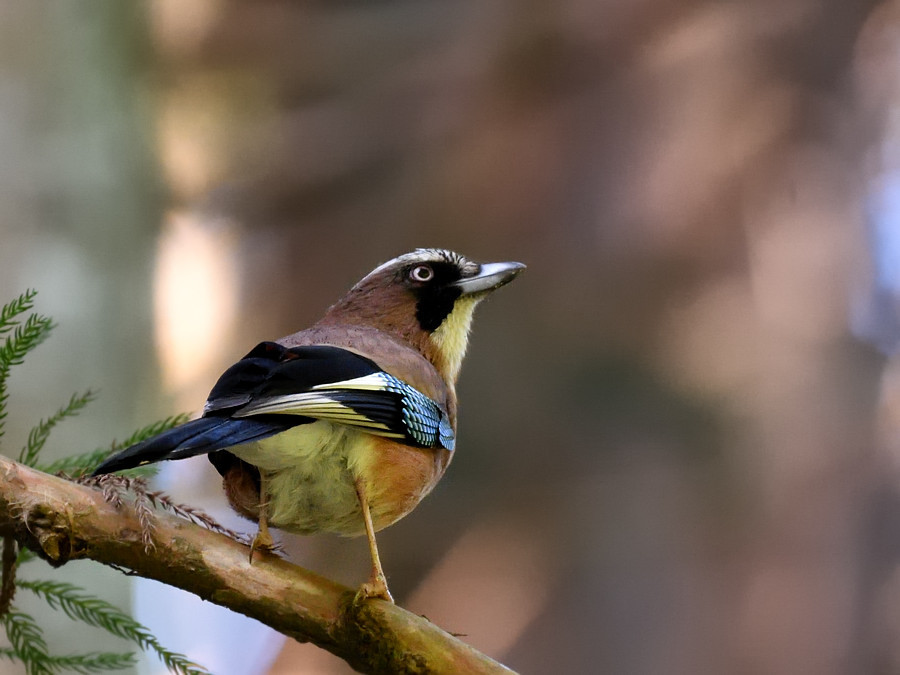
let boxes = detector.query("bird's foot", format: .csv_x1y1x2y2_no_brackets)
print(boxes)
248,530,276,563
354,574,394,604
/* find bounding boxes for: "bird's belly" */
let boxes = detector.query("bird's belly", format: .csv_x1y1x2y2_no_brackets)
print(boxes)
228,421,444,536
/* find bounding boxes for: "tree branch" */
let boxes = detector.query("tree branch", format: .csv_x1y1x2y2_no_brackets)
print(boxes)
0,456,516,674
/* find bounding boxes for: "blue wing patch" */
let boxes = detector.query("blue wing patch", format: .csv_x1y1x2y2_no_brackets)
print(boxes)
376,372,454,449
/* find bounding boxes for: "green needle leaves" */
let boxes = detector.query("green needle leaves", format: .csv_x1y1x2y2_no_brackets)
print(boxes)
0,291,211,675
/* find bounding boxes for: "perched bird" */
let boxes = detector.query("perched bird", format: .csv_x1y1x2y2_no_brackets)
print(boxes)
93,248,524,602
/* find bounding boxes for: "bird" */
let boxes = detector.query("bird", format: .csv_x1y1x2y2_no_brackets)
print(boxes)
92,248,524,602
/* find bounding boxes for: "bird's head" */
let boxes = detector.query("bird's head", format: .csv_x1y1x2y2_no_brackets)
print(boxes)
321,249,525,381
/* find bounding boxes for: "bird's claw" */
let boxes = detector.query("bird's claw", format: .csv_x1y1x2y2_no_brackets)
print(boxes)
354,576,394,604
248,531,276,563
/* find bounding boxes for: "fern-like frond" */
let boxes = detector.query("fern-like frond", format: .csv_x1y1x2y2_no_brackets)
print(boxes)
40,413,190,476
0,289,37,339
19,580,211,675
16,548,35,565
1,611,52,675
0,312,54,371
0,633,136,673
0,309,54,445
40,651,137,674
0,294,211,674
113,413,194,451
19,391,97,467
39,448,141,478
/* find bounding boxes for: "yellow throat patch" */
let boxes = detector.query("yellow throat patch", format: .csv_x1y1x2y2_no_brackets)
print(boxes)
429,296,481,382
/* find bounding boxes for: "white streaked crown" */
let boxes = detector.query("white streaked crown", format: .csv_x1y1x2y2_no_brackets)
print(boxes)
361,249,476,282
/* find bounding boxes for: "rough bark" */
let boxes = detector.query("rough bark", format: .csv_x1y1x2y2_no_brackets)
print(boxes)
0,456,516,675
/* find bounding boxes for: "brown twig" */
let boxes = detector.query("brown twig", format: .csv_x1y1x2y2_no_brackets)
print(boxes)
143,489,251,545
75,474,252,549
0,535,17,615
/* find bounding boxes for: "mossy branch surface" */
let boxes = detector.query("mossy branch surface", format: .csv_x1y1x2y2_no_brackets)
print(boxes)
0,455,516,675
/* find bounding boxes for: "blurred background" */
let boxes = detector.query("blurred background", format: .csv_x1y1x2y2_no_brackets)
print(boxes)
3,1,900,673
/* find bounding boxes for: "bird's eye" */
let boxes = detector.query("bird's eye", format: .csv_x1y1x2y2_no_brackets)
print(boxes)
409,265,434,283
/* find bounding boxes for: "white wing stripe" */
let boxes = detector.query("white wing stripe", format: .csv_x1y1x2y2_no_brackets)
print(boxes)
310,373,389,391
232,391,394,431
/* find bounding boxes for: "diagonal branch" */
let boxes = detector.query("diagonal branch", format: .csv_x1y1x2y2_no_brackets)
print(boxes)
0,455,516,675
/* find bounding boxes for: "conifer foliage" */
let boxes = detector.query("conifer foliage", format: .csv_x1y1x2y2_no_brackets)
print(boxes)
0,290,210,675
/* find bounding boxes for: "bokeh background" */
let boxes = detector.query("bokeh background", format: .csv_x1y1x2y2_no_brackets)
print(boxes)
4,1,900,673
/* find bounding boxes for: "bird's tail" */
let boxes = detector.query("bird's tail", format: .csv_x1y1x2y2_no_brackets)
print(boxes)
91,417,285,475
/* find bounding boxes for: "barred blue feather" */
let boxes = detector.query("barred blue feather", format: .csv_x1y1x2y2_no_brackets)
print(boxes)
372,372,455,450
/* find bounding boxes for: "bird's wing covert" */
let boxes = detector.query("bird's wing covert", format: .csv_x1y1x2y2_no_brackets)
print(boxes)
205,342,454,450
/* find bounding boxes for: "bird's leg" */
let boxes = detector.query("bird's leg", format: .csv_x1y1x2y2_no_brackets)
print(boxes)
354,478,393,603
249,471,275,562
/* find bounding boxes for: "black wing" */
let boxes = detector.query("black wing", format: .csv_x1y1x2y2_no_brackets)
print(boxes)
202,342,382,414
218,343,455,450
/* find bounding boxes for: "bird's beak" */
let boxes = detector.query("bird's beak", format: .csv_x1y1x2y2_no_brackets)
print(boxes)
452,261,526,296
